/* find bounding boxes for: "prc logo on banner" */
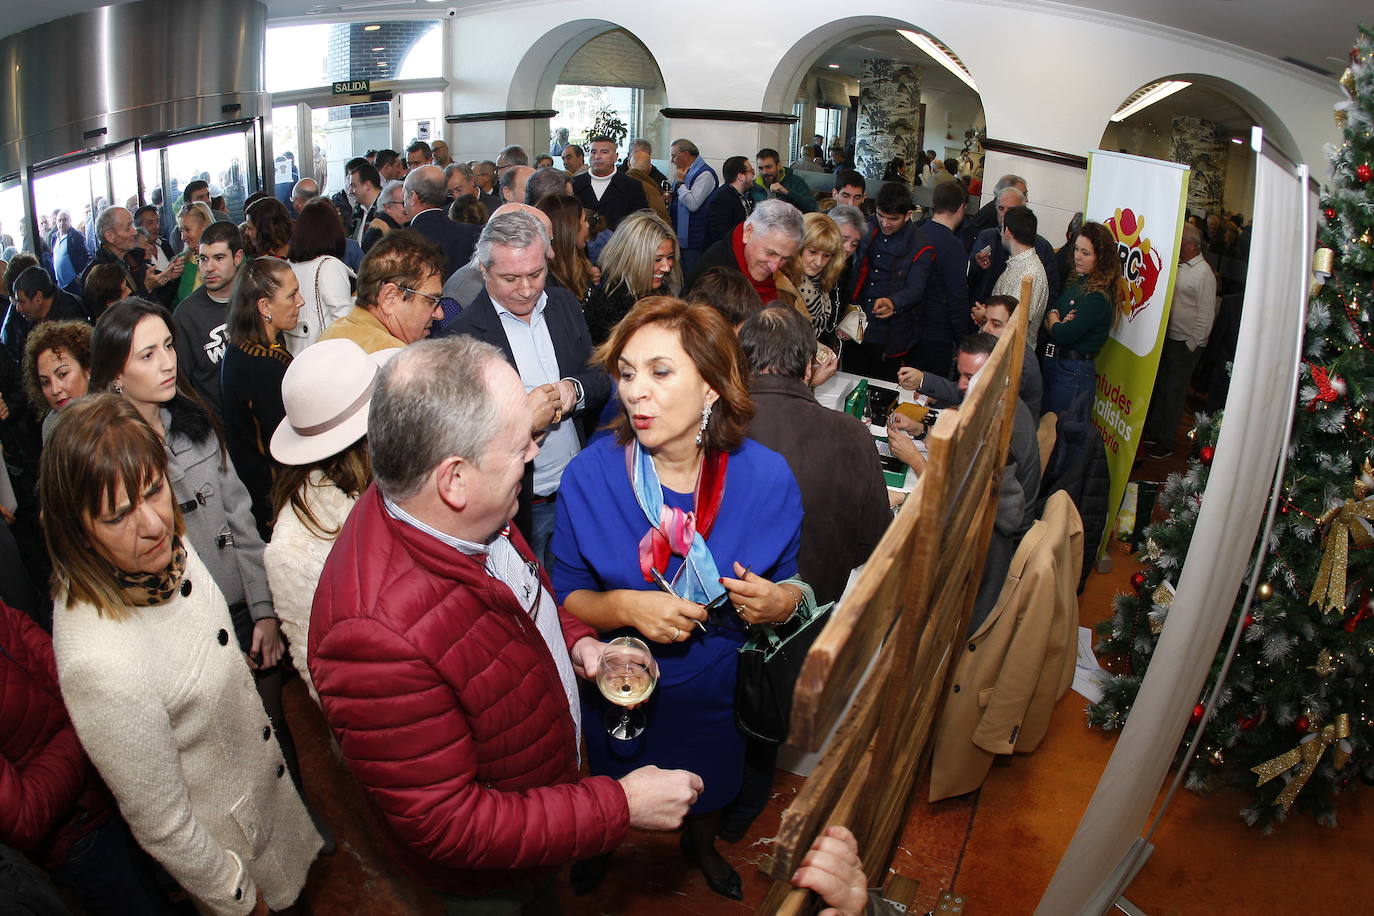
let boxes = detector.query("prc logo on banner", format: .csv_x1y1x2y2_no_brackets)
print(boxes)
1105,207,1166,356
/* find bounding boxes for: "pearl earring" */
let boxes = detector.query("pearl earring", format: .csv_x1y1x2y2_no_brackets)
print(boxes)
695,401,713,447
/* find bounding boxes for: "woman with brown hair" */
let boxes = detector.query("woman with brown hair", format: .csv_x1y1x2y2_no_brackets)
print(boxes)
263,339,390,705
89,299,316,848
284,198,354,355
220,257,302,539
535,192,597,306
80,262,131,320
244,197,292,260
1041,220,1124,417
23,319,92,439
552,297,804,899
42,394,321,915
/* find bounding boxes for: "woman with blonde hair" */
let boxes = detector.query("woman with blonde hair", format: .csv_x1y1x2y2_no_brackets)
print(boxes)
786,211,847,340
583,210,681,344
173,201,214,306
42,394,321,915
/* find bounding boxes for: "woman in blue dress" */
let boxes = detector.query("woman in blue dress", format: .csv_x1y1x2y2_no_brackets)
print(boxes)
552,296,804,900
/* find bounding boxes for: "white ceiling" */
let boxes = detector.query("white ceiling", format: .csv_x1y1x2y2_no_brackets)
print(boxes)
1,0,1366,77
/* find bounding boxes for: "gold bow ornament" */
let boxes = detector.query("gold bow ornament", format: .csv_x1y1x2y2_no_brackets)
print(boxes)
1251,713,1353,814
1308,483,1374,615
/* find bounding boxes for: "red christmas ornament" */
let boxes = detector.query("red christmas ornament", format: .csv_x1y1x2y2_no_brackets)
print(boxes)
1296,715,1311,732
1345,617,1359,633
1131,570,1147,591
1325,207,1338,220
1199,446,1215,466
1243,612,1256,630
1190,703,1205,725
1238,712,1262,731
1358,163,1373,184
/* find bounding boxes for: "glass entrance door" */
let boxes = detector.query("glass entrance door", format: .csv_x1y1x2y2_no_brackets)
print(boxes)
310,100,392,198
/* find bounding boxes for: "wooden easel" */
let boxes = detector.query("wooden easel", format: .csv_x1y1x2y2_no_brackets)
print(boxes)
758,278,1030,913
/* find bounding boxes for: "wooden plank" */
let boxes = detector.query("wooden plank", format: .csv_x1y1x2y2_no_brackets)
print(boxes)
757,303,1030,914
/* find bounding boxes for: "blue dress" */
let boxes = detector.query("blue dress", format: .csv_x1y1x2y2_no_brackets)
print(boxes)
552,436,803,812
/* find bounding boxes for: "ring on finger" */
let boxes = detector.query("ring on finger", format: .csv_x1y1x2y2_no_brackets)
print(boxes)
670,626,680,640
735,604,747,616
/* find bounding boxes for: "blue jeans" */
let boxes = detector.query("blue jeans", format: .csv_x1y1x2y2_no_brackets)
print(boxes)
1041,355,1097,420
529,497,557,568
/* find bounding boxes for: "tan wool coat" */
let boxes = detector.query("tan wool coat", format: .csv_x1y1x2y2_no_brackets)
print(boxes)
928,490,1083,802
53,542,321,915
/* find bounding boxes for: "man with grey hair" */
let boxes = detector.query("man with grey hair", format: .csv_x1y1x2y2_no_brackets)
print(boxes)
473,160,501,217
290,177,320,216
667,138,718,274
442,209,609,561
405,164,480,285
444,162,476,201
524,166,573,205
686,198,804,310
360,178,409,253
441,203,552,309
965,173,1027,240
311,336,701,909
79,205,148,297
967,183,1060,306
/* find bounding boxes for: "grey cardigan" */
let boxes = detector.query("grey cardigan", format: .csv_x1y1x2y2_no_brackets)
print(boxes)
161,402,274,622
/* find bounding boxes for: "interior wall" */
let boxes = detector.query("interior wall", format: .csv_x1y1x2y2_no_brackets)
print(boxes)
447,0,1339,239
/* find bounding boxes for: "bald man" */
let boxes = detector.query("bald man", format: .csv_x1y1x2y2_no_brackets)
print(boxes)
291,178,320,216
441,203,552,308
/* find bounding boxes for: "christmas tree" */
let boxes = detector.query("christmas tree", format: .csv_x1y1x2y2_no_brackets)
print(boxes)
1087,24,1374,830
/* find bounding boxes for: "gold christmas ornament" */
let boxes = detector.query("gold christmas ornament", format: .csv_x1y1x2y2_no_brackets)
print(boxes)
1312,247,1336,278
1313,648,1338,677
1143,537,1163,562
1309,475,1374,614
1256,581,1274,601
1354,408,1370,428
1335,107,1348,129
1209,748,1225,767
1252,714,1352,813
1341,68,1356,95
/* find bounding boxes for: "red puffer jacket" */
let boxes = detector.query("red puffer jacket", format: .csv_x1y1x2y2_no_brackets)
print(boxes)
310,486,629,896
0,602,113,869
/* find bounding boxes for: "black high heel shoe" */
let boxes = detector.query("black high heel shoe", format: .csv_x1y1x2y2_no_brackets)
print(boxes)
680,831,743,900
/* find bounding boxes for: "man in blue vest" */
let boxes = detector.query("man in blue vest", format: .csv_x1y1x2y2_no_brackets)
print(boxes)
668,139,718,276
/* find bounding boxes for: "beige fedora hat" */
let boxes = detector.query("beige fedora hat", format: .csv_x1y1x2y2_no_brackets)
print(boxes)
270,339,400,466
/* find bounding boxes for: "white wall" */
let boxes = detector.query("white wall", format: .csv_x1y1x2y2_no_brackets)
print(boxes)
447,0,1339,236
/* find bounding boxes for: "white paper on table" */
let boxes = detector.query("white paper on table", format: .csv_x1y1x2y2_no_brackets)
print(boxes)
1072,625,1108,703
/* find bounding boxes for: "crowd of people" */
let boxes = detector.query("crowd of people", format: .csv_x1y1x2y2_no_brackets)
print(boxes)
0,132,1243,915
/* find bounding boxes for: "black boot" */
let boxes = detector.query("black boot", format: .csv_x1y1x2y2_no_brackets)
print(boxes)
681,813,742,900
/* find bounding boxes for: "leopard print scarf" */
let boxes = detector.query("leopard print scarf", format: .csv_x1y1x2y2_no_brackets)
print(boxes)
110,536,188,606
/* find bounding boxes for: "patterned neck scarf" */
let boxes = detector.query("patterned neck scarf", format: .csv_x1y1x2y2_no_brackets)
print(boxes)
629,443,729,605
111,536,188,607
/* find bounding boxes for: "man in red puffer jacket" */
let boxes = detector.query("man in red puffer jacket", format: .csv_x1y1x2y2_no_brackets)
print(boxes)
0,602,170,914
311,337,701,912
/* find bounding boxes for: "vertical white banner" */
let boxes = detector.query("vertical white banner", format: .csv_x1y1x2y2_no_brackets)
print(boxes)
1084,151,1190,557
1036,140,1314,916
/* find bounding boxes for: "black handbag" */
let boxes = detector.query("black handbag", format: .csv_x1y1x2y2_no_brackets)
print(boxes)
735,581,834,745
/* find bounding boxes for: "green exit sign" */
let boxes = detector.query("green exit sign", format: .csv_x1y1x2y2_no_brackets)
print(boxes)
332,80,371,95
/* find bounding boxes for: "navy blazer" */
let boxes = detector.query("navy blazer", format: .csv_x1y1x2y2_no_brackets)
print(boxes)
967,228,1061,306
572,171,648,231
704,185,748,249
440,284,612,539
409,209,480,279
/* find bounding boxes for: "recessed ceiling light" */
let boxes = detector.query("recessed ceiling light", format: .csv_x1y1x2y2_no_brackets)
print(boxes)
372,47,384,51
363,24,381,31
378,61,389,66
1230,136,1244,144
827,63,839,69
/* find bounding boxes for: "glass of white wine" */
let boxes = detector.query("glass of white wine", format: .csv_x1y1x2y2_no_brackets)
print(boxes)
597,636,656,740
